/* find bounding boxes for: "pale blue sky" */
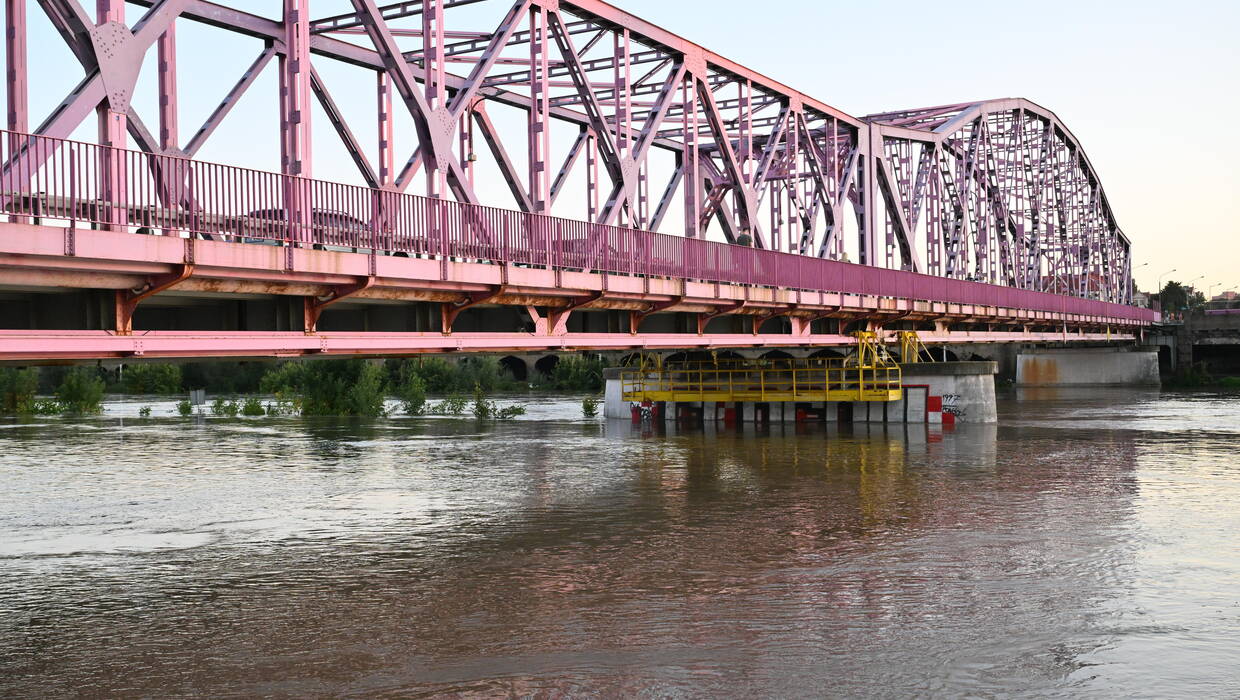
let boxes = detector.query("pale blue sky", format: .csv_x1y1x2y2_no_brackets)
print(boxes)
7,0,1238,295
618,0,1240,295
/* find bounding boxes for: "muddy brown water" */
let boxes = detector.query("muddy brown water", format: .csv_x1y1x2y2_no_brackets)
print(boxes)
2,389,1238,697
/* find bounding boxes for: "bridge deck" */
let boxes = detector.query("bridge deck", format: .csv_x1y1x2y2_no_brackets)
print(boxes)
0,131,1153,360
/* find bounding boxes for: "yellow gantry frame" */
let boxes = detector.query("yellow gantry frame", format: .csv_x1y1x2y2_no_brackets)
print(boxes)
898,331,931,363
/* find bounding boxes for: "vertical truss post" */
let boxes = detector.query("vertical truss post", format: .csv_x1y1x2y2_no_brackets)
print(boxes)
586,130,598,221
527,5,550,212
423,0,447,198
612,30,629,214
377,73,394,187
281,0,312,262
681,72,700,238
97,0,128,231
5,0,27,224
157,23,177,151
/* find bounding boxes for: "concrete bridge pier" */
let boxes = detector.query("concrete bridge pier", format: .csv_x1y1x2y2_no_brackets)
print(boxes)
1016,348,1160,386
603,362,998,425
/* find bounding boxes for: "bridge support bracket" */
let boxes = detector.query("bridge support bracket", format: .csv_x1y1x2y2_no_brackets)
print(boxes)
115,264,195,335
546,291,604,336
304,276,377,334
697,301,747,335
442,285,507,335
750,307,791,336
629,296,683,335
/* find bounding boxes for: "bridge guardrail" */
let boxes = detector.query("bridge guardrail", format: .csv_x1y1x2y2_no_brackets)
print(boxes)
0,129,1156,324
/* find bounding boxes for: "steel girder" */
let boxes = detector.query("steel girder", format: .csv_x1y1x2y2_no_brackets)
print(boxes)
4,0,1132,304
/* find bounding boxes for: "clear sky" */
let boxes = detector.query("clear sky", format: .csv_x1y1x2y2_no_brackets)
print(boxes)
6,0,1238,296
614,0,1240,296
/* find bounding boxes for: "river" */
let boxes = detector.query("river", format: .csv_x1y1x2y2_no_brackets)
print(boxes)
2,389,1238,697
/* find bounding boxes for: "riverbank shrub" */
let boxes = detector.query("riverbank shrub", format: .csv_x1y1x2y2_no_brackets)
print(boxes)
428,394,468,416
0,367,39,414
57,368,105,414
138,406,152,417
547,355,605,392
260,359,387,417
388,356,521,394
1165,363,1240,388
176,399,193,416
211,398,240,416
469,384,525,420
122,363,183,394
392,363,428,415
582,396,600,417
240,397,265,416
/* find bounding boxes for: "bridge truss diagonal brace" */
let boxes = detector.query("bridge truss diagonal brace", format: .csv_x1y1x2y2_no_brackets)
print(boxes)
114,263,194,335
442,284,507,334
304,275,376,333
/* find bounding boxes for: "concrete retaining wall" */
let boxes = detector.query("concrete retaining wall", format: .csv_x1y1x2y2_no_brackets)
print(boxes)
1016,349,1159,386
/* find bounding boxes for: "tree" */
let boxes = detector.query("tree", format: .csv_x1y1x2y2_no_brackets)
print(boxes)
1160,281,1189,314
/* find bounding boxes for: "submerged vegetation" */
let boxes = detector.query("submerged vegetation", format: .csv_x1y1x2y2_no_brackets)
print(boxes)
0,353,610,418
1164,362,1240,389
1,366,106,415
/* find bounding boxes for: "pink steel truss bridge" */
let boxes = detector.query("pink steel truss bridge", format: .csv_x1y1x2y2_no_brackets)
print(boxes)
0,0,1155,361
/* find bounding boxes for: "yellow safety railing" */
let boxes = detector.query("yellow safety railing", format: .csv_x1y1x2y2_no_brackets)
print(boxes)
620,354,902,404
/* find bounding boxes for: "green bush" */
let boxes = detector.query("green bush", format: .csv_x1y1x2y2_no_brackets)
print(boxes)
122,363,182,394
427,394,468,416
57,367,105,414
138,405,152,417
582,396,600,417
259,362,307,397
495,404,526,420
468,383,525,421
394,359,429,413
0,367,39,414
548,354,605,392
258,359,386,417
240,397,265,416
386,356,521,395
210,398,239,416
471,383,493,420
176,399,193,416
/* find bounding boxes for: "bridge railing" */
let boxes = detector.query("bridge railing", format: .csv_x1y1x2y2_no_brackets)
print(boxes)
0,129,1156,323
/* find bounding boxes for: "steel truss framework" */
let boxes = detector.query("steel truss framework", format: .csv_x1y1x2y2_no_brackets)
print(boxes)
4,0,1132,305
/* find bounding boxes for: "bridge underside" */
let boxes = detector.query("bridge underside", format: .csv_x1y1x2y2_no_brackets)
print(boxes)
0,222,1137,362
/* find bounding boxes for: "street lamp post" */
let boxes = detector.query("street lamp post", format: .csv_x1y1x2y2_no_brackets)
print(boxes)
1184,275,1204,315
1157,268,1176,318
